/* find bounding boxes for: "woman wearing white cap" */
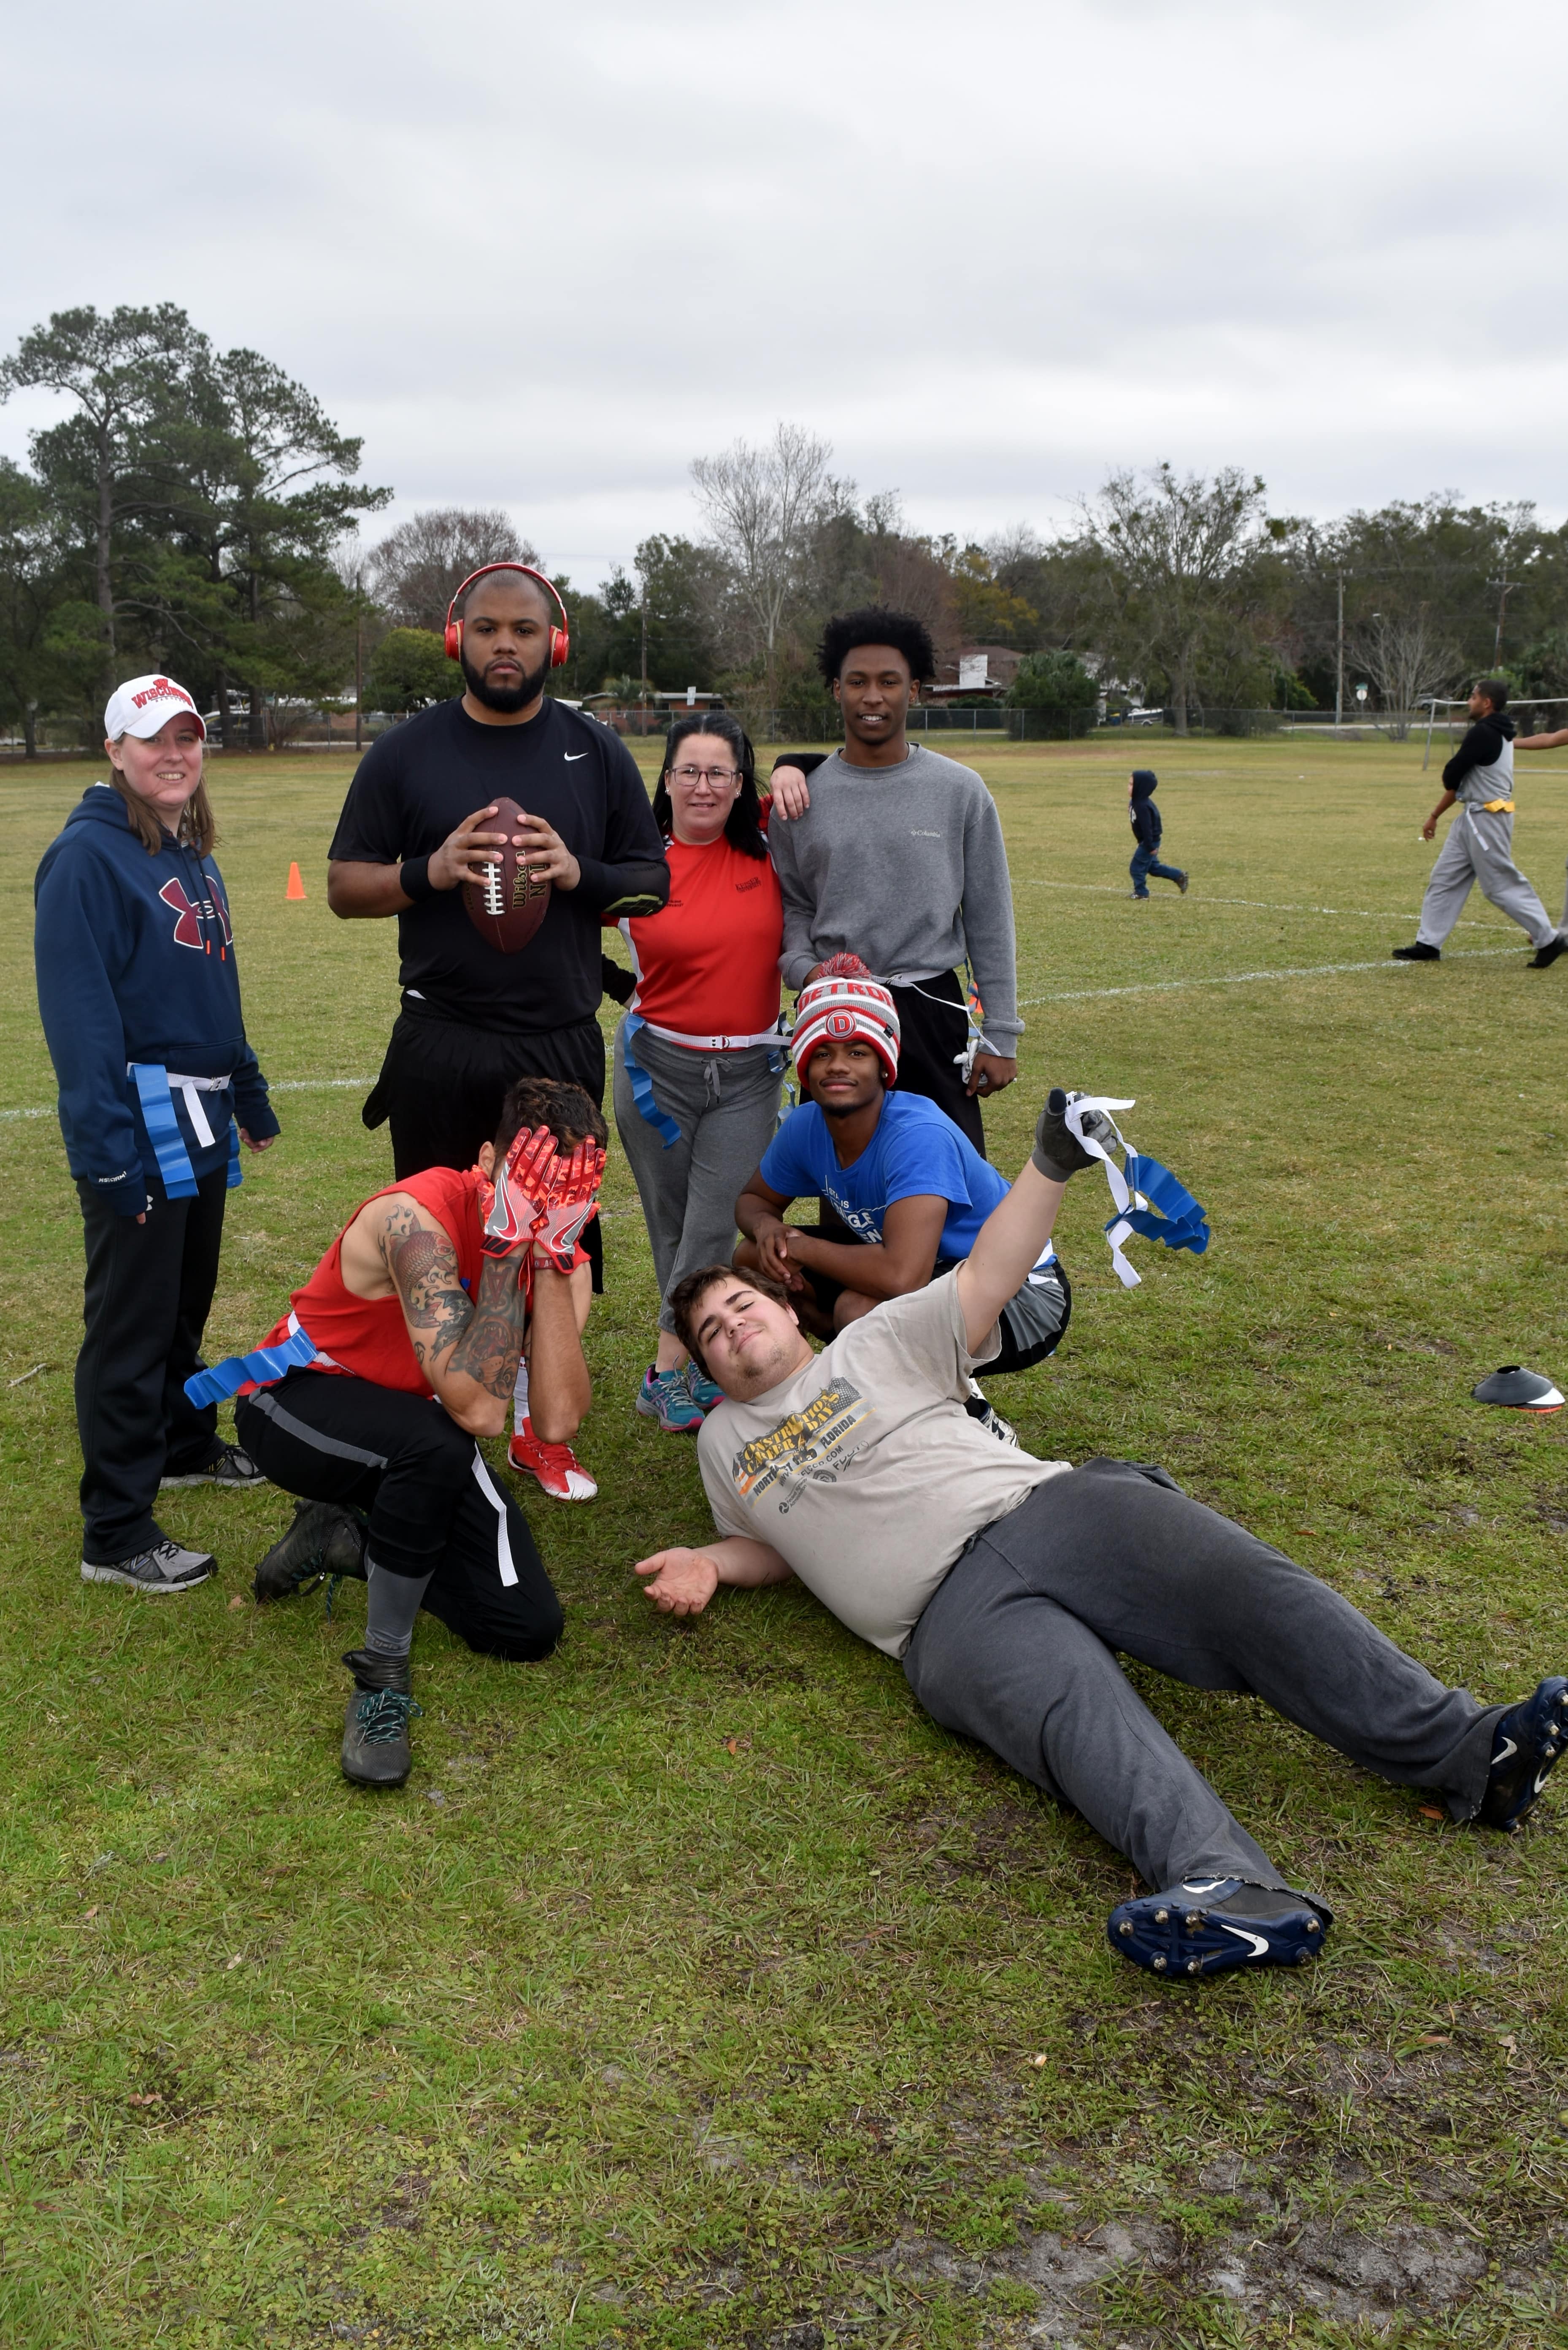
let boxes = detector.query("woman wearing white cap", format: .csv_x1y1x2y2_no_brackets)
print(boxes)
34,675,280,1595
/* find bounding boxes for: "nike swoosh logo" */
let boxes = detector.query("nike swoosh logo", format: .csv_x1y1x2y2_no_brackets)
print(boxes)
565,752,588,762
1215,1922,1270,1960
1494,1736,1518,1763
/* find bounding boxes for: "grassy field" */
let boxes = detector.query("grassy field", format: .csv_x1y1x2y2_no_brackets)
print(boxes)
1,732,1565,2350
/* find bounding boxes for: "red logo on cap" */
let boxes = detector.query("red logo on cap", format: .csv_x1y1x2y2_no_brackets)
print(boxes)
826,1011,854,1037
130,677,192,712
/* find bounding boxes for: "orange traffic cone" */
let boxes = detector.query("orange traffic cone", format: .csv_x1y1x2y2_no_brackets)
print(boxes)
286,862,306,901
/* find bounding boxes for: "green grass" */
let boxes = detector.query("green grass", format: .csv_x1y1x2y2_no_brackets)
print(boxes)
1,734,1565,2348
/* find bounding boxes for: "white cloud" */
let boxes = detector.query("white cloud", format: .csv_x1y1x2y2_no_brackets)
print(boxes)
3,0,1565,584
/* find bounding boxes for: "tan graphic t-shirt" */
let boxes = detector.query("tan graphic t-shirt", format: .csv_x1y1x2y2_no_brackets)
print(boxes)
696,1273,1071,1658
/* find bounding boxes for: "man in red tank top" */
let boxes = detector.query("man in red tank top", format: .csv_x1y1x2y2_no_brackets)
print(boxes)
226,1078,605,1788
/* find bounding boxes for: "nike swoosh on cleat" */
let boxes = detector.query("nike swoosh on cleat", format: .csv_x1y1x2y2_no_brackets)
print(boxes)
1214,1923,1271,1960
1494,1737,1518,1763
565,751,588,761
1181,1879,1230,1895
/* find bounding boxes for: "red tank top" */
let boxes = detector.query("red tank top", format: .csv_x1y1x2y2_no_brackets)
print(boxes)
251,1164,486,1396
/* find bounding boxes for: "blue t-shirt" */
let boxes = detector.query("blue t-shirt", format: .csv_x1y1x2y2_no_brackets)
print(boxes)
760,1089,1009,1260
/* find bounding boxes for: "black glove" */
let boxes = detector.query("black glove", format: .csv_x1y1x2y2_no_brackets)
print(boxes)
1031,1088,1117,1183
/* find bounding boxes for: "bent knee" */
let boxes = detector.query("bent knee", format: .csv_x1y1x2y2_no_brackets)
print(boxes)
461,1601,564,1664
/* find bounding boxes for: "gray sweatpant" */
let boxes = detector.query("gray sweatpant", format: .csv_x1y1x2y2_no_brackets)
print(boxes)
612,1019,784,1336
1416,804,1558,949
903,1459,1500,1893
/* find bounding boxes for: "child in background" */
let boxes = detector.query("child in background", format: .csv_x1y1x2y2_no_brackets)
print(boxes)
1128,769,1188,900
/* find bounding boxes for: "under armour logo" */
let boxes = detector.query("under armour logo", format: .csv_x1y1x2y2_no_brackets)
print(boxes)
160,876,231,950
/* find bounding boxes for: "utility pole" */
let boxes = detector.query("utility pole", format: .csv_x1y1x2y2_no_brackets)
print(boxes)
354,608,363,752
1334,568,1345,733
639,592,649,706
1487,575,1521,665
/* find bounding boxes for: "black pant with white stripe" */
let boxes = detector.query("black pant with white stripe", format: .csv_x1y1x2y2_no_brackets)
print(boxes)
235,1371,562,1661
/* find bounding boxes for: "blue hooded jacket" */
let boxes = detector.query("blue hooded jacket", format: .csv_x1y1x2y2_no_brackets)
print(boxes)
34,784,278,1215
1129,768,1162,851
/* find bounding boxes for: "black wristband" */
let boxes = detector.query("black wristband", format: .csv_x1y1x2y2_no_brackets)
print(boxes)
399,855,435,902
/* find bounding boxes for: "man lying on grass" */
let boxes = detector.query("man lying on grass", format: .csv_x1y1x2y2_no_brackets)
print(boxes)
192,1078,605,1788
635,1085,1567,1980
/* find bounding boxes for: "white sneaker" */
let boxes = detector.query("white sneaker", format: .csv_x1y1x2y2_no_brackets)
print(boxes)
81,1538,216,1593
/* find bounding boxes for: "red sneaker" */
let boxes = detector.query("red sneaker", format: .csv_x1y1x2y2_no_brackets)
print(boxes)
507,1417,598,1502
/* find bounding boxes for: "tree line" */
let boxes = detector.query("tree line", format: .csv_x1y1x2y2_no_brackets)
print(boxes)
5,308,1567,753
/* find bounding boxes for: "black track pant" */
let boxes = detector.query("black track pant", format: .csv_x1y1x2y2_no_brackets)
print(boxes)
76,1166,227,1564
887,971,986,1156
362,1001,605,1288
905,1460,1500,1893
235,1371,562,1661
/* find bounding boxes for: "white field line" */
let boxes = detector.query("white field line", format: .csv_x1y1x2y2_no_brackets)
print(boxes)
1016,877,1509,928
0,1075,376,1125
1019,944,1522,1009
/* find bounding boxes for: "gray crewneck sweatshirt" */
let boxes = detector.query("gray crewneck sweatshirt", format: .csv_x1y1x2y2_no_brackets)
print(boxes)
769,745,1021,1045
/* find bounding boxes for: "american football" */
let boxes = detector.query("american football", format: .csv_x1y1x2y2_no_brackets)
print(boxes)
461,796,551,953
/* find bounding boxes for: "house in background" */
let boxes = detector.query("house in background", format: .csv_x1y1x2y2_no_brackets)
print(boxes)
925,645,1022,700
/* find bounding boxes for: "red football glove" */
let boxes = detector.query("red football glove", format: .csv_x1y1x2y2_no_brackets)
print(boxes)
531,1137,607,1275
480,1126,559,1258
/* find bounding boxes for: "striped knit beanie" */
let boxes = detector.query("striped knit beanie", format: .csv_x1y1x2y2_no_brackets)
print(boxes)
791,954,900,1085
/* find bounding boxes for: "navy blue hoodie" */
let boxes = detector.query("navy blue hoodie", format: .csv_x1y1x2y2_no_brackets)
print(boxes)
35,784,278,1215
1129,769,1162,850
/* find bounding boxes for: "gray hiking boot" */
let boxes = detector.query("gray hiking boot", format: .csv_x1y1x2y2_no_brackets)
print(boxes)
81,1537,216,1595
340,1648,421,1788
252,1499,368,1604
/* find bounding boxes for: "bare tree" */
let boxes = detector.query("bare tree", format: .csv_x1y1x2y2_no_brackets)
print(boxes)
1081,464,1268,734
690,424,836,706
369,507,540,632
1348,607,1461,738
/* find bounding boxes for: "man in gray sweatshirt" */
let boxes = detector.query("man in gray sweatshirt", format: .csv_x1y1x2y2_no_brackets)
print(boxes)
768,607,1020,1154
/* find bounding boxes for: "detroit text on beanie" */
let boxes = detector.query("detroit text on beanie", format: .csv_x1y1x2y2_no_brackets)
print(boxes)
791,965,901,1085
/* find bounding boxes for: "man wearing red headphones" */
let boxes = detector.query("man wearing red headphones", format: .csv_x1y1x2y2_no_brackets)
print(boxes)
327,562,668,1500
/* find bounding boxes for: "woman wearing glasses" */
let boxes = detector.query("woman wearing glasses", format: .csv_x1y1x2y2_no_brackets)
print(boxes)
613,713,800,1431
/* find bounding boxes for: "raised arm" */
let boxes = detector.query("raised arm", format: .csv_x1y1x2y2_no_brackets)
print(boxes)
1516,727,1568,750
635,1537,794,1618
955,1088,1112,1354
378,1196,530,1437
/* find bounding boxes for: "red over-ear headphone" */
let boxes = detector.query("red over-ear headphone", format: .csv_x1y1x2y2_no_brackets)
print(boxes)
444,563,570,670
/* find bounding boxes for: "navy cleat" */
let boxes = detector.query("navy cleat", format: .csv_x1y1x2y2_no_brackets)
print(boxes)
1108,1877,1331,1979
1478,1677,1568,1833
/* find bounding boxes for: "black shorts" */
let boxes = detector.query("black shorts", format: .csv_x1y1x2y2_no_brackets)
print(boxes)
363,1001,606,1290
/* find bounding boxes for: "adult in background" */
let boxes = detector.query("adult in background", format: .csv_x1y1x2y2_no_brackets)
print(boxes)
1392,677,1564,968
326,562,669,1498
610,711,789,1432
637,1095,1568,1981
767,607,1021,1155
1512,716,1568,960
34,674,279,1596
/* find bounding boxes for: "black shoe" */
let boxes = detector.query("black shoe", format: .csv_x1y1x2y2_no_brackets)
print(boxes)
1392,942,1441,961
1108,1877,1331,1978
1529,935,1566,969
340,1648,421,1788
252,1499,368,1604
81,1536,216,1594
160,1441,267,1491
1176,872,1190,895
1478,1678,1568,1832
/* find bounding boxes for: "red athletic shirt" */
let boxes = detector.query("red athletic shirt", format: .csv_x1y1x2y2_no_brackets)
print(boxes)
623,835,783,1046
250,1164,486,1396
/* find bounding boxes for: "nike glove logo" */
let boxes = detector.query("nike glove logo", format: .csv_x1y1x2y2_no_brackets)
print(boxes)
565,751,588,762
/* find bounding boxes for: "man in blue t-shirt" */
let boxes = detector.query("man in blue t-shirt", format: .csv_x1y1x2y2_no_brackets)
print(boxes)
734,963,1068,1381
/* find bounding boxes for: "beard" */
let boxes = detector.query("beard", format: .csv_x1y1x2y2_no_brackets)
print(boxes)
462,646,551,712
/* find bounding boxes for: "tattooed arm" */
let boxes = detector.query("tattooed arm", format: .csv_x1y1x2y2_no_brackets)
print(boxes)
379,1200,529,1437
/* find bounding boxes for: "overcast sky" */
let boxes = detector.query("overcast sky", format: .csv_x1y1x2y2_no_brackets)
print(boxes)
5,0,1565,590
